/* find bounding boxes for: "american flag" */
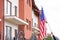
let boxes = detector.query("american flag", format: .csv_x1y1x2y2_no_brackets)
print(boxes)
39,7,46,39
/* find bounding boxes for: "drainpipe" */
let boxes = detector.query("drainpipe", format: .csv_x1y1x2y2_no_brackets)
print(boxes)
3,0,4,40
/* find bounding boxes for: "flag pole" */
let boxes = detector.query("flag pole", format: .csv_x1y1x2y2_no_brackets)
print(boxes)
46,21,53,33
45,16,53,34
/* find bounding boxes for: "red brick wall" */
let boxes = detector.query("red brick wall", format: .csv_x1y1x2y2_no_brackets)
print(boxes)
24,0,32,39
19,0,32,40
19,0,24,20
0,0,4,40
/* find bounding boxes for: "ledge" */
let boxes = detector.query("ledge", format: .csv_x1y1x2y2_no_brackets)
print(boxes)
32,27,40,35
5,16,29,25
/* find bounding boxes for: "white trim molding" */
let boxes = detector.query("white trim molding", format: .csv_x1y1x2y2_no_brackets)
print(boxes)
32,27,40,35
32,27,40,31
5,16,28,25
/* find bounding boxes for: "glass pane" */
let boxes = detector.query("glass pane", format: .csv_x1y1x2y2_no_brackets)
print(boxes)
8,2,10,15
6,26,11,40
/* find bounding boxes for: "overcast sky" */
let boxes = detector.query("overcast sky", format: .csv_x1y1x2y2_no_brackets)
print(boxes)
35,0,60,39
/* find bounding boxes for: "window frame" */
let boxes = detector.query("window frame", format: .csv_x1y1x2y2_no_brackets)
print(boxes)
27,0,31,6
26,19,29,29
32,19,33,27
7,0,12,16
26,19,31,30
15,6,17,16
29,21,31,30
34,23,36,27
6,26,12,40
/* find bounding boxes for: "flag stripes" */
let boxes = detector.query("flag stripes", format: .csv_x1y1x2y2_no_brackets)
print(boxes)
39,7,46,39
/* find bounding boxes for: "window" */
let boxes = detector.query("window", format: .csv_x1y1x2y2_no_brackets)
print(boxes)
6,26,12,40
14,29,18,40
34,23,36,27
26,19,31,30
32,19,33,26
37,24,38,27
27,0,31,6
15,6,17,16
29,21,31,30
26,19,29,29
7,0,12,16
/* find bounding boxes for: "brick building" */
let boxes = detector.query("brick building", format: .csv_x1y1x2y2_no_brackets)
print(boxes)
0,0,41,40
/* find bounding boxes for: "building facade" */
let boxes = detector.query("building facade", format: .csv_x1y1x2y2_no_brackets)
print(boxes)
0,0,41,40
19,0,32,40
32,0,41,40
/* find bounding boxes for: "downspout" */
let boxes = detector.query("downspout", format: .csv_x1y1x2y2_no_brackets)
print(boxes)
3,0,4,40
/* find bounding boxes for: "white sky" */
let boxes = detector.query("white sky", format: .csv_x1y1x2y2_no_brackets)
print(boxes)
35,0,60,39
